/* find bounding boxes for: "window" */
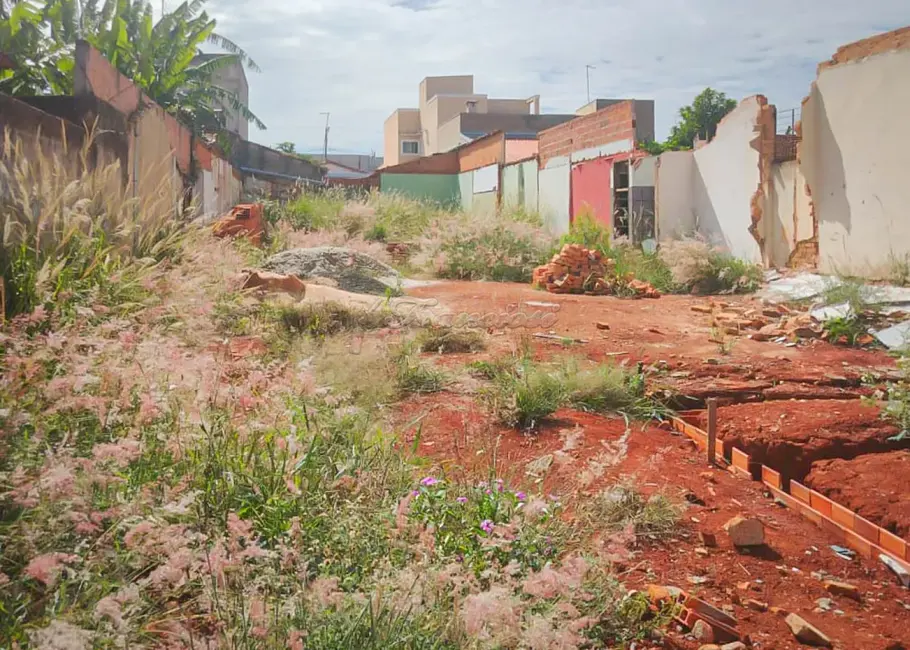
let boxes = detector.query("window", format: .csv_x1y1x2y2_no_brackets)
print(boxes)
401,140,419,155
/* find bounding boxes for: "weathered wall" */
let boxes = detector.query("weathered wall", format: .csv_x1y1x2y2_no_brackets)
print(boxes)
538,101,635,168
654,151,696,240
231,139,324,183
502,159,538,213
194,140,241,219
504,139,538,164
380,173,459,205
766,160,813,268
802,39,910,276
692,96,764,263
458,132,504,172
539,158,571,234
571,157,612,228
472,191,497,216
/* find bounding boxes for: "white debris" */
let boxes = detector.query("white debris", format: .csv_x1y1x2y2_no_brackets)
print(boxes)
872,321,910,350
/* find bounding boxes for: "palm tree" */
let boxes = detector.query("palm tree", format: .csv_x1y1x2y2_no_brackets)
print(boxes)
1,0,264,137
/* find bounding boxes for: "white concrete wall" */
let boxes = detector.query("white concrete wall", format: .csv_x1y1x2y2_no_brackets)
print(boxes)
802,48,910,277
502,159,539,213
539,158,571,235
458,171,473,212
631,156,656,187
655,151,696,240
472,164,499,193
767,160,813,268
692,97,763,263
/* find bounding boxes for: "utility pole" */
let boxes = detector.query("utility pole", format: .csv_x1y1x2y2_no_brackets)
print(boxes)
320,112,330,163
585,64,596,104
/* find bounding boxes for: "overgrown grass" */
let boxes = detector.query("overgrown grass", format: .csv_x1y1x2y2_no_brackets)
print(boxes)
1,131,186,319
867,353,910,442
415,325,486,354
437,228,551,282
484,356,667,429
659,237,763,295
395,343,447,394
581,482,685,540
264,188,346,232
279,301,396,338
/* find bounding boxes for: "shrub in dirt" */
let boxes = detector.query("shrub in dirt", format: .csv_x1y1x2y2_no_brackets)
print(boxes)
1,131,185,318
366,192,446,241
395,343,447,394
561,360,665,419
490,361,568,429
415,325,486,354
437,228,551,282
408,476,566,576
866,354,910,441
659,237,762,294
582,482,685,539
279,301,396,337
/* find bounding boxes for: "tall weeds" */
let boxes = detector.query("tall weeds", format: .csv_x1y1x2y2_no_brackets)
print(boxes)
0,128,186,318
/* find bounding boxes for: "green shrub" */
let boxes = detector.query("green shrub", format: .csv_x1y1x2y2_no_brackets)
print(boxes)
395,343,447,394
408,476,566,576
415,325,485,354
279,301,395,338
438,229,550,282
582,482,684,539
490,361,568,429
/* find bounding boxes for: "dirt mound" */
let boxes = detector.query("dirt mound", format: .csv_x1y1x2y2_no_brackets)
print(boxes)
806,451,910,541
263,247,401,296
715,400,904,480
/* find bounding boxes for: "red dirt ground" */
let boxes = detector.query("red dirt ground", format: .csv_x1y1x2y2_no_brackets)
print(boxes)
807,450,910,542
392,394,910,650
399,281,910,648
713,400,906,481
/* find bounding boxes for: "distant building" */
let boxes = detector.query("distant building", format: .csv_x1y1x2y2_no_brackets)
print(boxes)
325,153,383,173
383,75,575,167
191,53,249,141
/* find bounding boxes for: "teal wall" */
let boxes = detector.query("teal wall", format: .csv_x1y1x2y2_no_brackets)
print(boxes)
380,173,460,206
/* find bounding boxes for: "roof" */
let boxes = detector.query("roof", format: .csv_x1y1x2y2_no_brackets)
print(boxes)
324,160,372,179
461,130,539,140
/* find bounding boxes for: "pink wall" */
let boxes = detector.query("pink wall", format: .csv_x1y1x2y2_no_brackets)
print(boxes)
571,157,613,228
504,139,538,164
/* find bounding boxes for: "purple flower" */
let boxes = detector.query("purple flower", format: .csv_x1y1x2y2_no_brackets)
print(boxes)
485,489,492,496
456,497,468,504
412,490,419,496
480,519,494,534
515,491,526,502
495,478,505,493
420,477,440,487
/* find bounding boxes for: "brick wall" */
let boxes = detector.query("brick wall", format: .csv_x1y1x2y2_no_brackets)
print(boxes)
458,132,504,172
538,101,635,167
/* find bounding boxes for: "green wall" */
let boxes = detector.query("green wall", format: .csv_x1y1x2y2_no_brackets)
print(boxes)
380,173,460,206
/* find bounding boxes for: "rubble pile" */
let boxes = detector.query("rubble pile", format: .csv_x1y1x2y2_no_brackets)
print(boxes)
693,301,863,344
532,244,661,298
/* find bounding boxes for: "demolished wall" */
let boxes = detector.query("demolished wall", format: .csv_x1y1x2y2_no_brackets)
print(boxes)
801,28,910,277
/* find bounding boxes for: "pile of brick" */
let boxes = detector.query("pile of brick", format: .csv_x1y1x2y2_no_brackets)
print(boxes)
532,244,661,298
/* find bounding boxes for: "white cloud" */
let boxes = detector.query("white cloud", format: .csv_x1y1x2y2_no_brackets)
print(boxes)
200,0,907,154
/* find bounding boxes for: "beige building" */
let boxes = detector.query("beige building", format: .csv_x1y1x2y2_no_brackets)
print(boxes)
383,75,573,167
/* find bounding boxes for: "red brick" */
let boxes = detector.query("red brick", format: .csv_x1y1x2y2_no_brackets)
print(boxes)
810,491,834,518
880,529,908,560
790,481,811,504
731,448,750,472
854,515,881,545
831,502,856,531
761,466,782,490
819,515,847,544
844,529,874,559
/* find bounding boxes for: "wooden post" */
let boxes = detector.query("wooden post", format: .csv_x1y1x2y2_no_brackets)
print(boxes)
707,398,718,466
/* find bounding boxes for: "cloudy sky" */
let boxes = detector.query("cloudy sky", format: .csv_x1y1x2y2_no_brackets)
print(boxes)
198,0,906,155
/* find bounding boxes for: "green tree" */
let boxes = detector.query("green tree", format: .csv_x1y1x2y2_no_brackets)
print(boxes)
0,0,76,94
275,141,297,154
664,87,736,150
1,0,264,138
